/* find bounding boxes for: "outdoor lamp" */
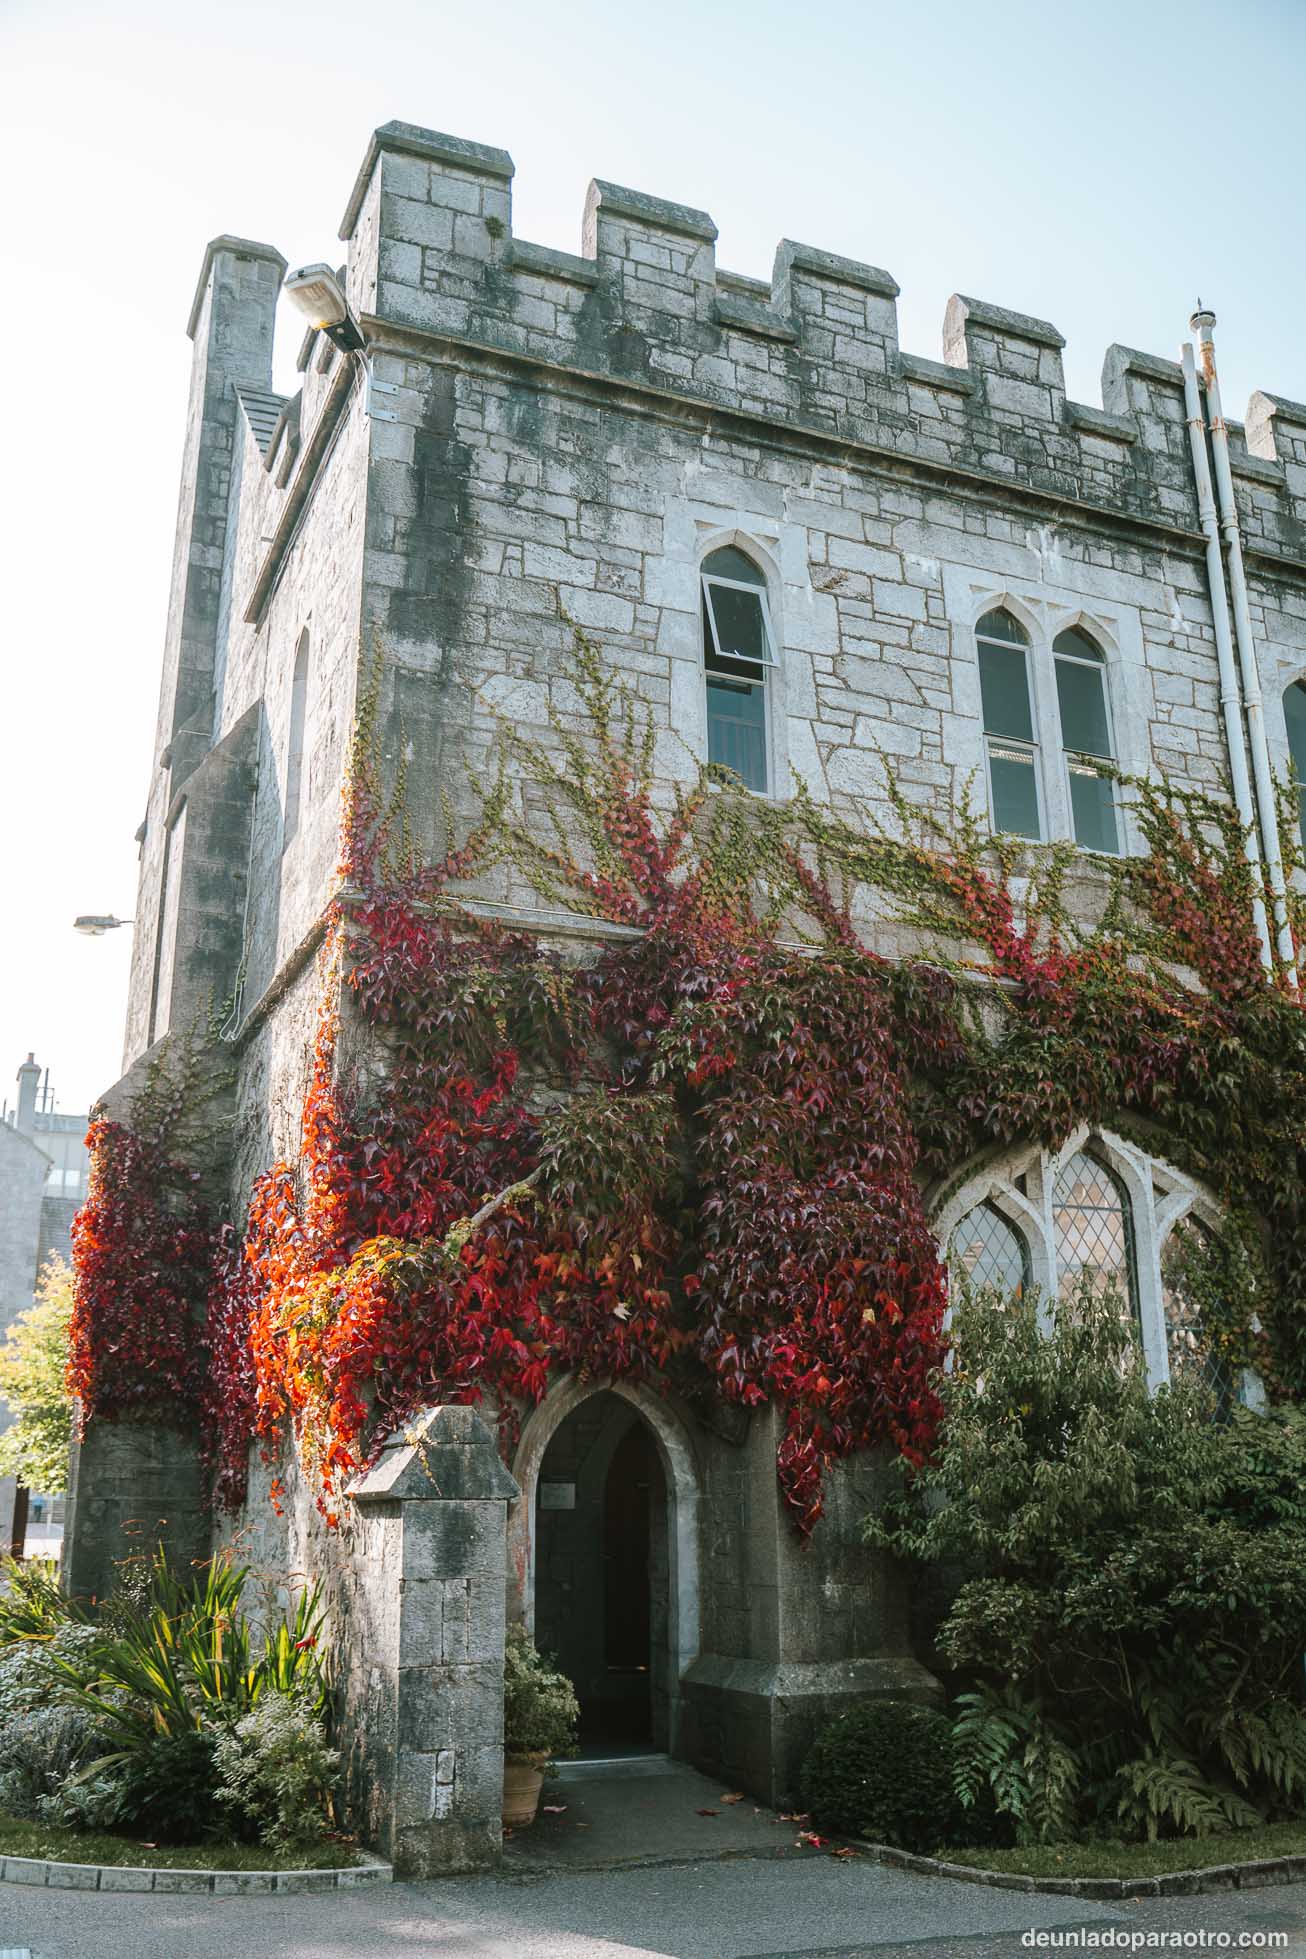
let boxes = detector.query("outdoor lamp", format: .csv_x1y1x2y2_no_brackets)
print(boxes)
74,915,132,936
283,263,365,352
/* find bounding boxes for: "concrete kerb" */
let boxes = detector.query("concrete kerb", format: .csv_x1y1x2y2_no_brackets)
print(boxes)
856,1839,1306,1899
0,1852,392,1894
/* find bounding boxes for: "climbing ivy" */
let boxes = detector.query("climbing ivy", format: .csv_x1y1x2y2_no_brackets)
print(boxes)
72,632,1306,1534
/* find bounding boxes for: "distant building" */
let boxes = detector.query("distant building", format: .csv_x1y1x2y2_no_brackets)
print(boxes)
0,1054,87,1549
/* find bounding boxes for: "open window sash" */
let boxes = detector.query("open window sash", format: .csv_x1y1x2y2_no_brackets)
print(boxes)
702,573,778,676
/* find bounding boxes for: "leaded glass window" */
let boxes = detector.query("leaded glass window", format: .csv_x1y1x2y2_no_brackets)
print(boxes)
976,609,1041,841
950,1202,1029,1297
1054,628,1119,855
1053,1150,1138,1331
702,547,774,793
1162,1219,1234,1415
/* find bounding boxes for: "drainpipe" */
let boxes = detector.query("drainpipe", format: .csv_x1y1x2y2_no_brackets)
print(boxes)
1180,342,1274,975
1189,307,1298,989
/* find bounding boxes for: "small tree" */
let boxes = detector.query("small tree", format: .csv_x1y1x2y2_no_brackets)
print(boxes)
869,1278,1306,1843
0,1256,74,1493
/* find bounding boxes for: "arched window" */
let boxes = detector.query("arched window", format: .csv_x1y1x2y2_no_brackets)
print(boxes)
1161,1218,1234,1416
950,1201,1029,1297
1053,1149,1138,1332
1283,679,1306,857
976,609,1040,840
1054,627,1119,854
283,629,310,847
701,546,775,793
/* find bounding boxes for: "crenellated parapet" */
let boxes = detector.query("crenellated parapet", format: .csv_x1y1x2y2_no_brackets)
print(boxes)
328,120,1306,567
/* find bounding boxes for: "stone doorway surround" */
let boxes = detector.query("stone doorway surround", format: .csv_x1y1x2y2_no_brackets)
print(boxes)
508,1379,701,1758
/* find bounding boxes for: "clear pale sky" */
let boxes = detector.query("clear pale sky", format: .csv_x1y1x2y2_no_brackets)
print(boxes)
1,0,1302,1115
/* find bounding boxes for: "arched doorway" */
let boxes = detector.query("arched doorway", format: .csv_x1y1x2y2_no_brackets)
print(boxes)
510,1382,699,1757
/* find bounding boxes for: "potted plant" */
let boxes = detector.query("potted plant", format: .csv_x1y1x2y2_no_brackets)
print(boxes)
501,1624,579,1827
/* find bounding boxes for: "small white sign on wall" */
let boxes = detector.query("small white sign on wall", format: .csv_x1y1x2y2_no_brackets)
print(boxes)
539,1481,576,1511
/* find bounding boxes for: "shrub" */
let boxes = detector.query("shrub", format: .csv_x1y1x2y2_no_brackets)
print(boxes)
0,1705,110,1823
114,1729,223,1843
0,1558,88,1643
870,1280,1306,1842
502,1625,579,1759
802,1699,964,1851
213,1692,339,1852
49,1551,331,1844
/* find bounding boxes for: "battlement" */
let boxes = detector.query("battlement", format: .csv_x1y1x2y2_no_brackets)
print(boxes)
324,120,1306,565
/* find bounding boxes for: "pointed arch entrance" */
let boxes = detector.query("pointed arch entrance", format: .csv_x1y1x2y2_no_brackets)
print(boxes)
508,1381,700,1755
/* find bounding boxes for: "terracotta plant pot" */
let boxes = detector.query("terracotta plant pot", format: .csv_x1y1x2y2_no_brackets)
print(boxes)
502,1751,548,1827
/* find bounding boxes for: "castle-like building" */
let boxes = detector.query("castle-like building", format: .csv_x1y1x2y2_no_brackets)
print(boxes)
65,121,1306,1872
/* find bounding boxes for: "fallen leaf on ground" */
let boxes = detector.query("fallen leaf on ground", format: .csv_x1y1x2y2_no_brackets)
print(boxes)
696,1807,718,1817
830,1846,856,1859
777,1811,810,1823
720,1792,744,1804
542,1804,567,1814
797,1830,828,1849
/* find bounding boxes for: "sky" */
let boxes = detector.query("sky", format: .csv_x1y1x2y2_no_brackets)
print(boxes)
1,0,1303,1115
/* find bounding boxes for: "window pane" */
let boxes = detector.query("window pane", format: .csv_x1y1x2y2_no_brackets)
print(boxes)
1284,683,1306,855
707,677,767,790
979,642,1034,741
950,1203,1028,1297
1053,1150,1138,1331
706,582,770,666
1053,626,1104,664
976,607,1027,645
988,745,1041,839
1055,656,1112,759
703,546,765,586
1068,765,1120,854
1161,1220,1233,1413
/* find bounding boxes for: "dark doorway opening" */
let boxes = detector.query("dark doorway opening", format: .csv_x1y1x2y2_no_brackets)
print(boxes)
534,1392,669,1754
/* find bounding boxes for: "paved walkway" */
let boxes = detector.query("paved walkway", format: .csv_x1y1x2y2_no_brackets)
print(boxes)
7,1763,1306,1956
505,1758,800,1871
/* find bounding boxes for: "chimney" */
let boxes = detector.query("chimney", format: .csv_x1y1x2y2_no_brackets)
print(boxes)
15,1054,40,1135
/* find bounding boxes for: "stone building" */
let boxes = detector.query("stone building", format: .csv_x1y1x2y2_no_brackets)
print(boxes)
66,120,1306,1871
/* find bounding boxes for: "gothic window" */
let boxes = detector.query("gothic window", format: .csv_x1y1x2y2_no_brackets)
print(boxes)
950,1201,1029,1297
976,608,1041,840
701,546,775,794
1054,628,1119,854
1283,679,1306,857
283,629,311,847
1053,1149,1138,1331
938,1134,1260,1406
1162,1218,1234,1416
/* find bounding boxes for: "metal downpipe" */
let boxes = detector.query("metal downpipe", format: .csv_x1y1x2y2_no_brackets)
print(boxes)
1179,342,1273,974
1190,307,1298,989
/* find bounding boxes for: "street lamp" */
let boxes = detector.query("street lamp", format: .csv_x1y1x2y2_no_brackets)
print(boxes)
283,263,364,353
74,915,132,937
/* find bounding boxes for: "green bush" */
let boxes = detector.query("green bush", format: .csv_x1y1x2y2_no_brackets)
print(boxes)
502,1625,579,1759
47,1551,332,1845
213,1692,340,1853
801,1699,964,1851
870,1278,1306,1844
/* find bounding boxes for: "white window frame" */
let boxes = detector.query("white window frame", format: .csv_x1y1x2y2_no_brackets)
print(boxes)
700,555,778,795
975,614,1045,843
944,568,1148,858
933,1128,1262,1404
1052,628,1122,857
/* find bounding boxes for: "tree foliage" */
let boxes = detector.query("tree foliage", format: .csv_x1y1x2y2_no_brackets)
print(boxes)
870,1282,1306,1841
0,1255,75,1493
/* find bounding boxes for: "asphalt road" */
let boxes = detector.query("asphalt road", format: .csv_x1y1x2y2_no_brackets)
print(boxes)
7,1857,1306,1959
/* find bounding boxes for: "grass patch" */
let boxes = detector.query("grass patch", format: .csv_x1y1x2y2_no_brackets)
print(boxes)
944,1821,1306,1881
0,1810,358,1871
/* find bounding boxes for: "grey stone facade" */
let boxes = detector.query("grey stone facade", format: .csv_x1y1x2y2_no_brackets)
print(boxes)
72,120,1306,1869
